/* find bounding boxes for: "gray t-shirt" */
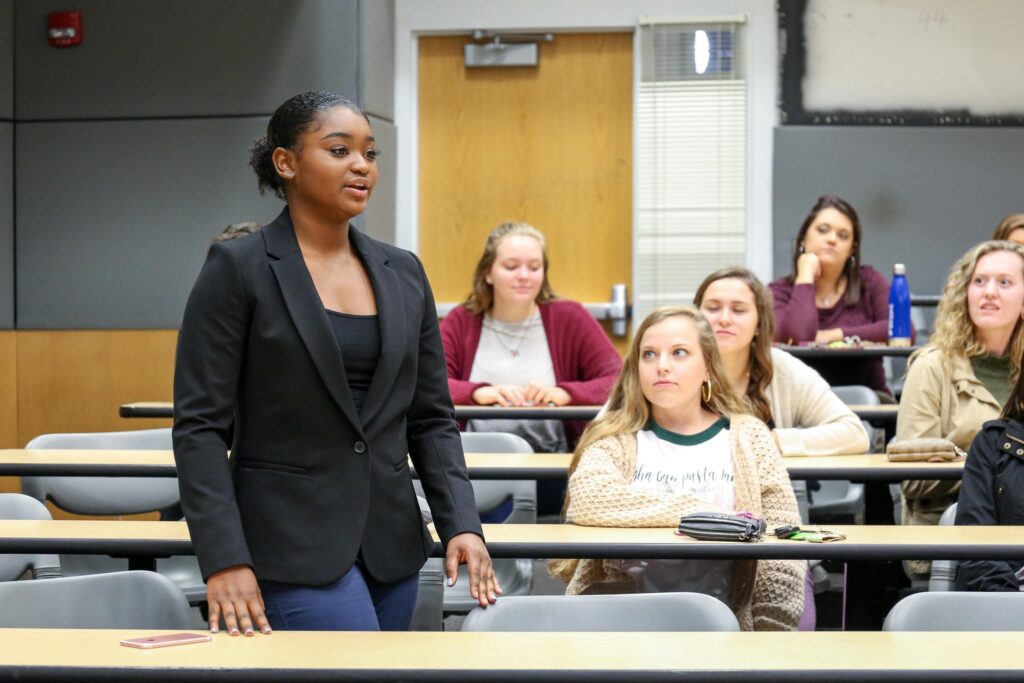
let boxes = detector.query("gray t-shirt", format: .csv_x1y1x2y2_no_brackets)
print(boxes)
467,311,568,453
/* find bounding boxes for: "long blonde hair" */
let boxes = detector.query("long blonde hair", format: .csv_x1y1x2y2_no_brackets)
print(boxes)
919,240,1024,380
550,306,748,580
461,221,557,314
565,306,747,503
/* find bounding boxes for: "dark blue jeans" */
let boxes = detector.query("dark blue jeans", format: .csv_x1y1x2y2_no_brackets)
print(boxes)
259,562,419,631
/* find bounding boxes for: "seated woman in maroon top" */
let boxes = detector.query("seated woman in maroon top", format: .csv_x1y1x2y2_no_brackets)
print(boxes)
769,195,900,395
440,221,622,452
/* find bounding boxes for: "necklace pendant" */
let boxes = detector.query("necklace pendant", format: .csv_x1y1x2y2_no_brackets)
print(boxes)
510,350,519,358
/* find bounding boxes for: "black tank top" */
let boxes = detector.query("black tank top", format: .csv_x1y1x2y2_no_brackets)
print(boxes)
326,310,380,415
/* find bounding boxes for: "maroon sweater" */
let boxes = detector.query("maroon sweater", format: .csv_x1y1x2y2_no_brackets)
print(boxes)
770,265,901,393
440,299,622,446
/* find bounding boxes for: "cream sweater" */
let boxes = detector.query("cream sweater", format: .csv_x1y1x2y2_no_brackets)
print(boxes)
768,348,870,457
559,414,805,631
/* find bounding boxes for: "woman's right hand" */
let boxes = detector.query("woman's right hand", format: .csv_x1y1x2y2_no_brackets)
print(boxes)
472,384,528,407
795,252,821,284
206,565,272,636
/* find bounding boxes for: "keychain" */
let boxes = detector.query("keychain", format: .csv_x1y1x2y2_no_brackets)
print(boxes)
773,524,846,543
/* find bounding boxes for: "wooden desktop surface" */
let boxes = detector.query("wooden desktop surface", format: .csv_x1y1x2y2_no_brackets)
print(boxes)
0,629,1019,681
2,520,1022,562
0,449,962,481
120,401,902,427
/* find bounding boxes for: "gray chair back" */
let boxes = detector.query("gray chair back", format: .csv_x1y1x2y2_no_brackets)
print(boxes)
461,593,740,632
415,432,536,613
0,571,194,628
459,432,537,511
831,385,880,406
884,591,1024,631
806,385,876,521
0,493,61,581
928,503,959,591
22,429,178,515
21,429,205,604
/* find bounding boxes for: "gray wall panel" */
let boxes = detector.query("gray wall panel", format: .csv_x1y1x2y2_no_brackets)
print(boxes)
16,117,281,329
359,0,395,120
0,122,11,328
773,127,1024,297
355,115,396,245
0,0,11,120
15,0,360,120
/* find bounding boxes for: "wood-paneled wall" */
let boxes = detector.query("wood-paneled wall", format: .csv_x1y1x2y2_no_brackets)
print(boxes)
16,330,176,446
1,330,175,507
0,332,18,494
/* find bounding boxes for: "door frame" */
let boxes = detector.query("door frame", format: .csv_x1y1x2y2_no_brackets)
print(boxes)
394,0,778,282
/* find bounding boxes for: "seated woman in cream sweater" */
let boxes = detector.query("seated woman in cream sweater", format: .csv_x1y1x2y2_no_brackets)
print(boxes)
695,267,869,458
551,306,804,631
694,267,868,631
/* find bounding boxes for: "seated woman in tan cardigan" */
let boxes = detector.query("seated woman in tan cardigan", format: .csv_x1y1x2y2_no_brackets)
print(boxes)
551,306,804,631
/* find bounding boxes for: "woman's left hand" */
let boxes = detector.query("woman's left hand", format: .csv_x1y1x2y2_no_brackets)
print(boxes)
814,328,844,344
445,533,502,607
523,383,571,407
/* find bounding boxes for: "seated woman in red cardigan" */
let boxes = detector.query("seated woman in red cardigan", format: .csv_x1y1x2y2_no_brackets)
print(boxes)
440,221,623,453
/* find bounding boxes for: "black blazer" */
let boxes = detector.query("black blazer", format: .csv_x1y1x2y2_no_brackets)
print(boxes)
173,207,482,585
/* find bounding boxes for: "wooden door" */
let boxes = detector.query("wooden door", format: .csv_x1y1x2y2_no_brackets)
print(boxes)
418,33,632,351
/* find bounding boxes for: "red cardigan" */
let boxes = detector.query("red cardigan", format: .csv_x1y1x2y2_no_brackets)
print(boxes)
440,300,623,446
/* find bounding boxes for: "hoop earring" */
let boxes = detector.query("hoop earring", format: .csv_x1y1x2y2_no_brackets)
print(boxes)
798,245,805,254
702,380,712,403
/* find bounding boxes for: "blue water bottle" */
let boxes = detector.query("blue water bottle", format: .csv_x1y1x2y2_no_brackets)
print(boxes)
888,263,912,347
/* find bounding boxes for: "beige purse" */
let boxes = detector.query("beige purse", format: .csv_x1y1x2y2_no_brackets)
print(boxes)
886,437,967,462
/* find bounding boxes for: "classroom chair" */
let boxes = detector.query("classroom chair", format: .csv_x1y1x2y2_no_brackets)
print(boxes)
410,496,445,631
883,591,1024,631
807,385,872,522
0,493,61,581
21,429,205,604
0,571,195,629
461,593,740,632
415,432,536,613
928,503,958,591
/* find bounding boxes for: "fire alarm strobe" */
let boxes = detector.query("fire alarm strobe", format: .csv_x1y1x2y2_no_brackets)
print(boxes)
48,11,83,47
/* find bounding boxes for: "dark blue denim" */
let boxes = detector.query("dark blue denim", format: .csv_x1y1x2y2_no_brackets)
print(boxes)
259,562,419,631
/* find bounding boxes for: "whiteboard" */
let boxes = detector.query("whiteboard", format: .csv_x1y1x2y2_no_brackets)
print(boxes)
802,0,1024,114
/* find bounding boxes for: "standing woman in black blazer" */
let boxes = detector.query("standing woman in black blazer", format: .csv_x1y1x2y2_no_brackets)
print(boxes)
174,92,498,636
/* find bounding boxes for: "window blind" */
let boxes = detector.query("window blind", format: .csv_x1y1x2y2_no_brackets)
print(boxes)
634,19,747,324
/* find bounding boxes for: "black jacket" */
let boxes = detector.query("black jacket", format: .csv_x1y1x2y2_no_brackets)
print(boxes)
173,207,482,585
955,418,1024,591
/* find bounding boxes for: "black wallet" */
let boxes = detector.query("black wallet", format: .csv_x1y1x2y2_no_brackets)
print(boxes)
677,512,767,542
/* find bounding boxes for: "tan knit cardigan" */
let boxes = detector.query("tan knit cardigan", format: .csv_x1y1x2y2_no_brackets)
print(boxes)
556,414,805,631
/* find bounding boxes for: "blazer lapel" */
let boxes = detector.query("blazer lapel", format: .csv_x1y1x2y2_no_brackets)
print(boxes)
263,209,363,432
350,228,406,428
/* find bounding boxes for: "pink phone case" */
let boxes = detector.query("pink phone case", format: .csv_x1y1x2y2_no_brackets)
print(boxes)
120,632,213,649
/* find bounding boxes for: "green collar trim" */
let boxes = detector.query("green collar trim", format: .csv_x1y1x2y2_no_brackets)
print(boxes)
644,416,730,446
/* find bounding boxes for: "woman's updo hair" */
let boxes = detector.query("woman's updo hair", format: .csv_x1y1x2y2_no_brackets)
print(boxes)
249,91,369,200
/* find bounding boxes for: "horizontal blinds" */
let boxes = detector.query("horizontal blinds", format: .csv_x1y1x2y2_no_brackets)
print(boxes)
635,22,747,323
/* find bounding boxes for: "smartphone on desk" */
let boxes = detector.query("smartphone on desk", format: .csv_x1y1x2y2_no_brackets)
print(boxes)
120,632,212,649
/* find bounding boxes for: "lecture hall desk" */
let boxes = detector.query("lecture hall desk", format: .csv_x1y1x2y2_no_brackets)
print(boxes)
0,449,965,482
0,629,1021,681
0,520,1021,564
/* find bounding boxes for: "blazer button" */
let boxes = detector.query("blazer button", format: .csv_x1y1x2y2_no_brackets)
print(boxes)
353,441,366,454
